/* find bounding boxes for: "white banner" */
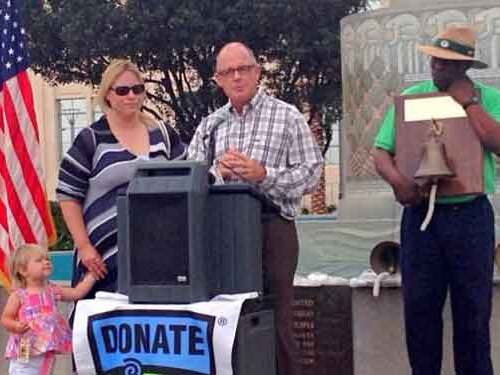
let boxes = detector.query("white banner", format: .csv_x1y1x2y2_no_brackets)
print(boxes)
73,291,257,375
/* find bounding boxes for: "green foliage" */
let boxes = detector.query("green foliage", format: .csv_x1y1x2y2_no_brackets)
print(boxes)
22,0,369,145
49,201,73,251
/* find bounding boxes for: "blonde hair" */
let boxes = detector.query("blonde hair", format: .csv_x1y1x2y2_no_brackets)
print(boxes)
9,244,48,288
96,59,155,127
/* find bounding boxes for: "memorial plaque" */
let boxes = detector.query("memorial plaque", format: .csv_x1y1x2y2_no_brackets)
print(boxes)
395,92,483,196
293,286,353,375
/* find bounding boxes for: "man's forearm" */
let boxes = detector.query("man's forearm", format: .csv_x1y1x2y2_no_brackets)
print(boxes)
373,148,403,188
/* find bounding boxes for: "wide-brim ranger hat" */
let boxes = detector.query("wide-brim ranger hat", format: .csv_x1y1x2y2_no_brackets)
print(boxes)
416,26,488,69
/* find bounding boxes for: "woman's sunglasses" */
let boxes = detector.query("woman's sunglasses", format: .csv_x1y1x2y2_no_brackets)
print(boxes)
111,84,145,96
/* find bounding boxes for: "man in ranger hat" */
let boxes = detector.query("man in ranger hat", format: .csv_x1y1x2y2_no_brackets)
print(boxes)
373,26,500,375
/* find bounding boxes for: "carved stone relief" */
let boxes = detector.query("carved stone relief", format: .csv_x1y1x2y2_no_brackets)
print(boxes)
341,4,500,185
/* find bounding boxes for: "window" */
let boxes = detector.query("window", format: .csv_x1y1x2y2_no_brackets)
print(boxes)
325,121,340,165
57,98,87,156
91,97,104,122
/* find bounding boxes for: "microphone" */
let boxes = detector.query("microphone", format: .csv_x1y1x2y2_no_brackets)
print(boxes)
202,117,225,185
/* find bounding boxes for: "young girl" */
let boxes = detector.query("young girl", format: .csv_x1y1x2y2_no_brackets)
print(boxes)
1,244,97,375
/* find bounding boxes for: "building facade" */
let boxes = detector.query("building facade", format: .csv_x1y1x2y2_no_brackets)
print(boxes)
32,72,102,200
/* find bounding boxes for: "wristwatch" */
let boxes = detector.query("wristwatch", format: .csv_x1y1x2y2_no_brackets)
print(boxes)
462,95,480,110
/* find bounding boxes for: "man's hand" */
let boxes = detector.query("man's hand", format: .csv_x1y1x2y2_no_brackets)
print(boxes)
447,77,476,107
372,148,426,207
218,149,266,183
392,176,426,206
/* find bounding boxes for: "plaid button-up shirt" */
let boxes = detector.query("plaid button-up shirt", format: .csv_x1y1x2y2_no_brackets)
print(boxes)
187,92,323,219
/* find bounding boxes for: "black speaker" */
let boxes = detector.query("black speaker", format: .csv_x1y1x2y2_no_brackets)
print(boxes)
129,193,189,286
118,161,209,303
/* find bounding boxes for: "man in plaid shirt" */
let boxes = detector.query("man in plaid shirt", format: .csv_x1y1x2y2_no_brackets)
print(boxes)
188,42,323,375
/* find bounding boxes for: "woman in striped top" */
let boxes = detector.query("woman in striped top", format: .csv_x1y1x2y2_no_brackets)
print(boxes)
56,60,185,299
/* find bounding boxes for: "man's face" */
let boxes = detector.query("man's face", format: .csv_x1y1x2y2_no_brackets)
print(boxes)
215,45,261,110
430,57,469,91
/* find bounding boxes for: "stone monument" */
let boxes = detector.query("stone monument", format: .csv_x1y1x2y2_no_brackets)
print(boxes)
339,0,500,220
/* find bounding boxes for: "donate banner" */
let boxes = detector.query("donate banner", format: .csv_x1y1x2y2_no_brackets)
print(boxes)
73,292,257,375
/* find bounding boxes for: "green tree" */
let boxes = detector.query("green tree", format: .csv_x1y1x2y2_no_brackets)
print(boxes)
24,0,367,139
255,0,367,213
23,0,369,212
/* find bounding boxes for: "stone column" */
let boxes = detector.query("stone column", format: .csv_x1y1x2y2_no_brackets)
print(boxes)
339,1,500,219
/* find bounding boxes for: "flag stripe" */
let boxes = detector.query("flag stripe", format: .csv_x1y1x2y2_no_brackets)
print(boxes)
8,77,44,177
16,72,40,141
4,77,49,243
3,86,53,240
0,131,41,245
0,149,37,243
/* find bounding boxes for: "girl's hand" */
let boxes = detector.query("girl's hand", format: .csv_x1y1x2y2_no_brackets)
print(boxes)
85,272,99,283
79,243,107,279
57,271,99,302
15,321,30,334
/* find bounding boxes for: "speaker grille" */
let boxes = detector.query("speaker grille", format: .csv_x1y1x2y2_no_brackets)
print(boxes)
129,193,189,285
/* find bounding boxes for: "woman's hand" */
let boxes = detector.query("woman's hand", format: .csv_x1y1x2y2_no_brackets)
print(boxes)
79,243,107,279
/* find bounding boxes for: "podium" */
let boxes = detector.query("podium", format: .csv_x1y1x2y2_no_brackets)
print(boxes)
113,161,277,375
117,161,279,304
208,184,278,296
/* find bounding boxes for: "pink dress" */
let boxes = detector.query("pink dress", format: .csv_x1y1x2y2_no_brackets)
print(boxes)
5,283,72,359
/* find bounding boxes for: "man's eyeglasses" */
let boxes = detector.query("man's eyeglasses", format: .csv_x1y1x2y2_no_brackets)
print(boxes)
216,64,256,78
110,84,145,96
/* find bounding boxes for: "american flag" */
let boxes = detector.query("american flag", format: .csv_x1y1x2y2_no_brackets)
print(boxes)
0,0,55,288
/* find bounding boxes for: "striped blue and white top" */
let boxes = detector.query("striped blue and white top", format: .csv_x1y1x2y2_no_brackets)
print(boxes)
56,116,186,295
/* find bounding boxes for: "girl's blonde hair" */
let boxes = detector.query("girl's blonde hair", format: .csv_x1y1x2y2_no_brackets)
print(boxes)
9,244,48,288
96,59,155,126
